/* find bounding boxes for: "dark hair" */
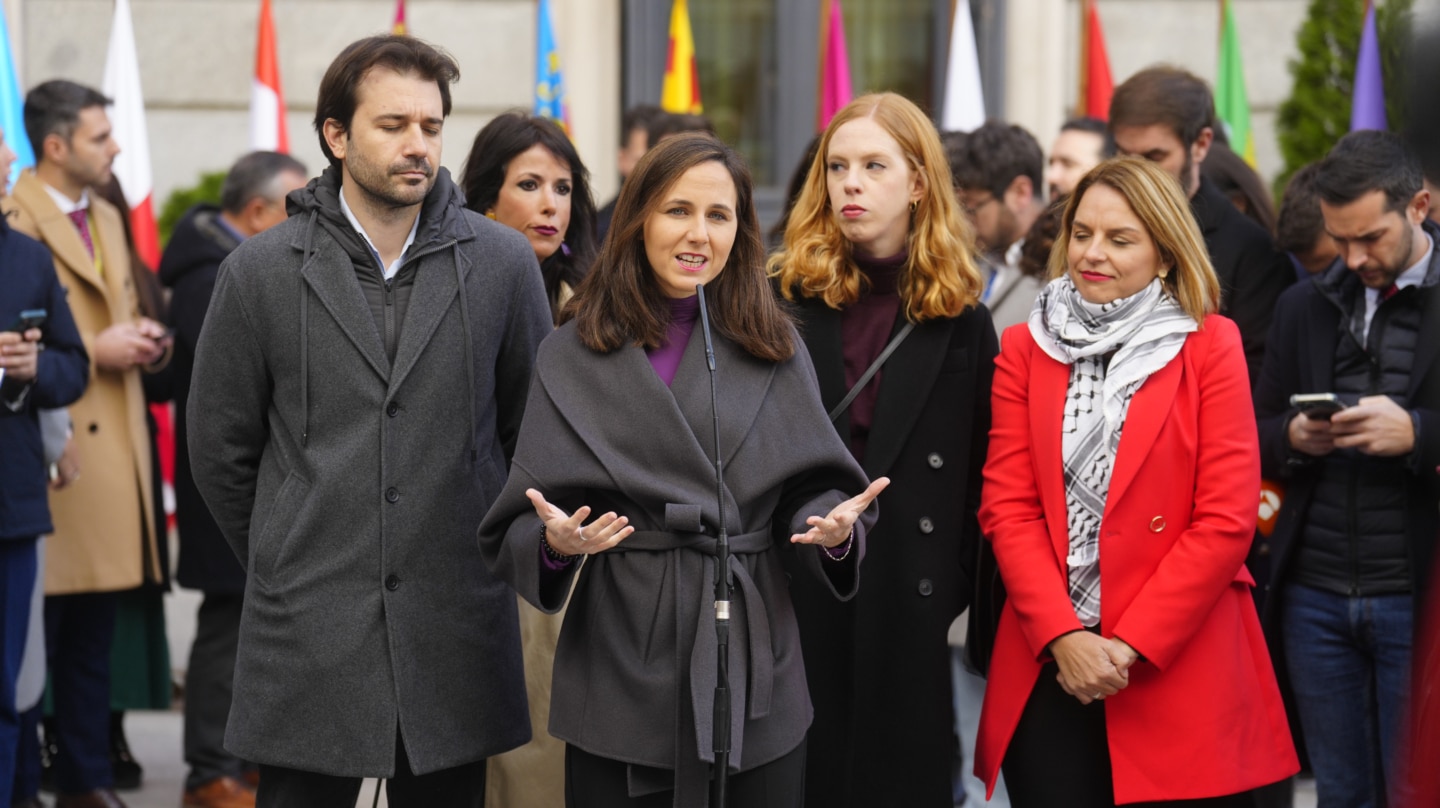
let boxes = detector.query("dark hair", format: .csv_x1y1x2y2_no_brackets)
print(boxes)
1314,129,1423,213
1276,163,1328,255
313,35,459,170
939,130,968,188
768,134,823,246
459,111,598,320
565,132,794,362
1059,116,1116,157
24,80,110,161
950,120,1044,200
1109,66,1215,148
1017,196,1067,279
1201,141,1277,235
621,104,667,141
220,151,308,214
646,113,716,150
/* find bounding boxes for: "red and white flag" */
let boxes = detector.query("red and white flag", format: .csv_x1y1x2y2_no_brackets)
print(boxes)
251,0,288,152
102,0,159,268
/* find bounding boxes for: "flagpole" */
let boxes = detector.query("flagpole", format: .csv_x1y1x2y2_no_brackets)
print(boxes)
1076,0,1089,118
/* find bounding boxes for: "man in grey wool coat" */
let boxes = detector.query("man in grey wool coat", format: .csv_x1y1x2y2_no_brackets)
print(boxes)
187,35,552,808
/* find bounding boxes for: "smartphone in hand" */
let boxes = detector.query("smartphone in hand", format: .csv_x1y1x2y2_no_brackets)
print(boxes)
1290,393,1346,421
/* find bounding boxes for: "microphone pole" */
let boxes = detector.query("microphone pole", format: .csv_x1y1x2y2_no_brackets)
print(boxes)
696,283,731,806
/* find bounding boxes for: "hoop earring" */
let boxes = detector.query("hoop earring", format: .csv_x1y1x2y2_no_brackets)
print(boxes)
910,200,918,213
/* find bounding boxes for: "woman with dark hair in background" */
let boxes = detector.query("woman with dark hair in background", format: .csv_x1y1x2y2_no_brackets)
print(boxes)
479,132,884,806
770,92,995,808
461,111,597,322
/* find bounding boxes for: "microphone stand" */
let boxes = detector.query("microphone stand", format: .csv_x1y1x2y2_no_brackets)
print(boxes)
696,284,731,806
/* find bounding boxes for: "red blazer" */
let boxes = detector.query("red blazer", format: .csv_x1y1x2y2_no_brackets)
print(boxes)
975,315,1298,804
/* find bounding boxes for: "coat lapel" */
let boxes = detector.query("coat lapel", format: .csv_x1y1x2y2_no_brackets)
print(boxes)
1409,249,1440,399
796,302,848,429
299,242,390,383
863,317,951,478
1105,355,1183,512
13,175,107,297
389,246,459,394
1031,347,1071,561
670,326,776,470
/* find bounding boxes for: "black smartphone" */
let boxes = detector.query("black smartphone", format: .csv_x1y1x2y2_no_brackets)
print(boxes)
1289,393,1346,421
6,309,46,333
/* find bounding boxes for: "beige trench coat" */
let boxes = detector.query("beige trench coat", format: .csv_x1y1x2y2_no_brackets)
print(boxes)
3,171,159,593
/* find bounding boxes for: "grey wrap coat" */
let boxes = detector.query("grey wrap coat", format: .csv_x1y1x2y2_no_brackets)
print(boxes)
478,319,877,804
187,170,553,776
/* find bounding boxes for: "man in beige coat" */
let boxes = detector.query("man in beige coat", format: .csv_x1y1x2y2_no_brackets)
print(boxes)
2,79,165,808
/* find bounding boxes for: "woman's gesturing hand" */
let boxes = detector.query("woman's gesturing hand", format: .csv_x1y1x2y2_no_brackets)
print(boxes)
526,488,635,557
1050,631,1131,705
790,477,891,549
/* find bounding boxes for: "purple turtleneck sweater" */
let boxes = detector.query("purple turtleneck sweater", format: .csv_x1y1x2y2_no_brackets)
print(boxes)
839,250,906,464
647,294,700,386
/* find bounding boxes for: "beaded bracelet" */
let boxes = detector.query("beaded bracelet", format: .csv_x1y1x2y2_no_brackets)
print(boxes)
821,528,855,561
540,525,576,563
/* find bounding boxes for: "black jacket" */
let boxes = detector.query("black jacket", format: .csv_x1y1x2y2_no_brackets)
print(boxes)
786,297,997,808
1255,219,1440,619
0,217,89,541
160,204,244,592
1191,177,1294,388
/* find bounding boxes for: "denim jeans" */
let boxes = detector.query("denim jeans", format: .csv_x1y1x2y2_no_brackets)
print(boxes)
1282,584,1413,808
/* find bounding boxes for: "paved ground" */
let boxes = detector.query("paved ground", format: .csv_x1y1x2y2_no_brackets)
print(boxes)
94,589,1319,808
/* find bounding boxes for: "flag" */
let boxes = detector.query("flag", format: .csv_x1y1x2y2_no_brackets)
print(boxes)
817,0,853,131
0,0,34,189
1350,0,1386,131
534,0,569,132
102,0,159,270
393,0,407,35
941,0,985,131
660,0,702,114
250,0,288,152
1079,0,1113,119
1216,0,1256,165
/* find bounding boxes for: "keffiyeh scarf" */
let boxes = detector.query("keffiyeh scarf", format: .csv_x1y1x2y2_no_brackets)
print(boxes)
1028,275,1196,626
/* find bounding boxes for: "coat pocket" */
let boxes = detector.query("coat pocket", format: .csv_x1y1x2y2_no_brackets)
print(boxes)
250,471,310,587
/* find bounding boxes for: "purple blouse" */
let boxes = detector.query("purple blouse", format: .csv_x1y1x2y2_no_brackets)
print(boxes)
646,294,700,387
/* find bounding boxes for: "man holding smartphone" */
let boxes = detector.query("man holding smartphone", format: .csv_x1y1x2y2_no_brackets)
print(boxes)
1254,131,1440,807
0,124,89,808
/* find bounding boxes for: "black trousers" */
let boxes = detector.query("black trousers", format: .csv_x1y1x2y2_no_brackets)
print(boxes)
183,592,246,790
564,741,805,808
256,733,486,808
1003,662,1253,808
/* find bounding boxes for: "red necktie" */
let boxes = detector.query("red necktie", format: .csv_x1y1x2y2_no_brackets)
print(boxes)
66,209,95,260
1382,283,1399,301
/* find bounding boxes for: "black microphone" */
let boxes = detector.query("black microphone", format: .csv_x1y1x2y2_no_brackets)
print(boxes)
695,283,732,804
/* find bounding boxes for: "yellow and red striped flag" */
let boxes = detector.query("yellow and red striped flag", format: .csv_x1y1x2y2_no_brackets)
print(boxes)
660,0,702,114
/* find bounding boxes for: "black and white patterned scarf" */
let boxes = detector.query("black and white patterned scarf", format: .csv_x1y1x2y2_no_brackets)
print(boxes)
1028,275,1196,626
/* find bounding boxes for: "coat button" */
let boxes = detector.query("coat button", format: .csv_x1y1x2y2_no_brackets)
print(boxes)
918,517,934,534
927,452,944,469
918,579,933,597
1149,516,1166,532
385,574,400,591
386,402,399,417
385,487,399,503
88,422,98,433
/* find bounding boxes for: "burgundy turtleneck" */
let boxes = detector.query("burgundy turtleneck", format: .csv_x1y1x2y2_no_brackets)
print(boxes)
840,250,906,464
646,294,700,386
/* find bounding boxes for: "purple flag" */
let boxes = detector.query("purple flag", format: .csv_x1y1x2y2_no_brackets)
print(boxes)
1350,1,1387,132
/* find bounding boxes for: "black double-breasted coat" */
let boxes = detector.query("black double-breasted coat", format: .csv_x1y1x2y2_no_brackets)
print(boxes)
786,297,997,808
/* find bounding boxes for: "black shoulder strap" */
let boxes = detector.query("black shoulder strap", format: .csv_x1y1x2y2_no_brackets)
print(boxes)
828,320,916,423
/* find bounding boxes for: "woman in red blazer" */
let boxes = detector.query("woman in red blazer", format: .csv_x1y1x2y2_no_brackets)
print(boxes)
975,157,1298,806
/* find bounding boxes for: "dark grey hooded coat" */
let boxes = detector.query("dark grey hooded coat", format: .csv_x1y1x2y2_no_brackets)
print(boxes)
188,166,552,776
478,319,878,805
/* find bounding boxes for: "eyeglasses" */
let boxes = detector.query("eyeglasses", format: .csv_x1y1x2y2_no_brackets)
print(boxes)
960,194,998,218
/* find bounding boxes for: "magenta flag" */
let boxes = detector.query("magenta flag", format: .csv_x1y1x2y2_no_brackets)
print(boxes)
1350,1,1387,131
818,0,852,131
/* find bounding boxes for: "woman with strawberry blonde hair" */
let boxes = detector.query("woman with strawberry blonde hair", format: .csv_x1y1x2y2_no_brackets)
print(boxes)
769,92,997,807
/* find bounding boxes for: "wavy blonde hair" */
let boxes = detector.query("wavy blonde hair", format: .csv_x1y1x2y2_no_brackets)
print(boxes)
768,93,984,321
1049,156,1221,323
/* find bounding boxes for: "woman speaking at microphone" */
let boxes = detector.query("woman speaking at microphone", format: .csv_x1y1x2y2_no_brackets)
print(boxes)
478,132,886,808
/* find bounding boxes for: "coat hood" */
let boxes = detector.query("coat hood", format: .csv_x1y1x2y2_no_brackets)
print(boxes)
159,204,241,287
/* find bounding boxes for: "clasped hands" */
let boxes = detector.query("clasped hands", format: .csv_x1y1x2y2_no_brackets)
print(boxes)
525,476,891,558
1049,630,1140,706
94,317,170,372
